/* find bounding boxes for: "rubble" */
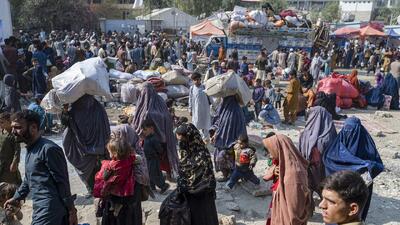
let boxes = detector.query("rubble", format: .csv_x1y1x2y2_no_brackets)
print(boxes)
225,202,240,212
219,215,236,225
240,181,272,197
374,111,393,118
392,152,400,159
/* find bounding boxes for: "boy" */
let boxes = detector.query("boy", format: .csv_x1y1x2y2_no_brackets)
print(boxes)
189,72,211,142
264,80,275,106
319,171,369,225
275,88,284,110
141,119,170,194
31,57,47,96
224,134,260,190
240,56,249,77
252,79,265,121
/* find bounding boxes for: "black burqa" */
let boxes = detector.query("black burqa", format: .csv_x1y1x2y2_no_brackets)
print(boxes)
382,73,399,110
62,94,110,192
314,92,347,120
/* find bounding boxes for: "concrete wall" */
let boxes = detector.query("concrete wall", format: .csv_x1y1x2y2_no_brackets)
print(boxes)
0,0,13,43
339,0,375,21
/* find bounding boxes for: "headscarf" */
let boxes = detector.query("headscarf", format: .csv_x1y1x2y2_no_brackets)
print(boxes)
111,124,149,186
212,95,247,149
348,69,360,91
263,134,312,225
299,106,337,160
63,95,110,184
381,73,399,110
131,82,178,174
314,92,343,120
323,117,384,179
176,123,216,194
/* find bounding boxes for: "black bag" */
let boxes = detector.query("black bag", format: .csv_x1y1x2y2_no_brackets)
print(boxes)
159,189,191,225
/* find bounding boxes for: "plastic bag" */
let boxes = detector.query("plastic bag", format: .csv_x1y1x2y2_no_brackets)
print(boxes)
109,69,134,80
159,190,191,225
52,57,112,104
166,85,189,99
120,82,139,104
40,89,63,113
248,10,267,25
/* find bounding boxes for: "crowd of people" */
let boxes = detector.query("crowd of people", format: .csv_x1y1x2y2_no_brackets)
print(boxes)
0,27,396,225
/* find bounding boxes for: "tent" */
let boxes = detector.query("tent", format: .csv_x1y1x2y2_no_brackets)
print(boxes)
386,28,400,38
190,19,224,42
333,27,359,37
359,25,386,37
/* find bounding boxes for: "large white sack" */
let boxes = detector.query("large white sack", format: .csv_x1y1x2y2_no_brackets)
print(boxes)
205,71,251,106
249,10,267,25
52,57,112,104
133,70,160,80
165,85,189,99
109,69,135,80
40,89,63,113
121,82,140,104
162,70,189,85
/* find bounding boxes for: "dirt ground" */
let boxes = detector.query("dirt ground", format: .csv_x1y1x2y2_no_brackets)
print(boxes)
17,70,400,225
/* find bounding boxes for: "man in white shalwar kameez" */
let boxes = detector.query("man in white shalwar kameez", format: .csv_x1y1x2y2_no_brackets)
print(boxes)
189,72,211,141
287,48,297,71
310,52,323,86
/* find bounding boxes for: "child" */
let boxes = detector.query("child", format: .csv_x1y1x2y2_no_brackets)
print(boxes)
252,79,265,120
319,171,369,225
0,182,23,225
264,80,275,106
224,134,260,190
189,72,211,141
259,98,281,128
275,88,284,109
94,137,137,220
141,119,170,194
240,56,249,77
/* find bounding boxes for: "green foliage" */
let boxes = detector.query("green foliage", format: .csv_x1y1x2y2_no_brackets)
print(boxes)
373,7,400,24
260,0,288,13
320,2,341,22
11,0,95,30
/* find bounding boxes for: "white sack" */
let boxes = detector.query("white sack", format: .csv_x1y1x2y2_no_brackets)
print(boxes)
121,82,140,104
205,71,251,106
109,69,135,80
132,70,160,80
162,70,189,85
52,57,112,104
165,85,189,99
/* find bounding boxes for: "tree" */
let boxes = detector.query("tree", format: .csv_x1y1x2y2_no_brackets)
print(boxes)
13,0,96,31
90,0,122,19
320,2,341,22
261,0,288,14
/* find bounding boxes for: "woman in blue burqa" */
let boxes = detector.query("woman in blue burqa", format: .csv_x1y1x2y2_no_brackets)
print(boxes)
299,106,337,197
323,116,384,221
62,94,110,194
210,95,246,182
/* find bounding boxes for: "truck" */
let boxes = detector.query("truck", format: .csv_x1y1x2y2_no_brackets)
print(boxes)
205,25,329,63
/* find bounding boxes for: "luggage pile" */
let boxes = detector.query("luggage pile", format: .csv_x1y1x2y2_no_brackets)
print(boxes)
317,73,361,109
227,5,312,33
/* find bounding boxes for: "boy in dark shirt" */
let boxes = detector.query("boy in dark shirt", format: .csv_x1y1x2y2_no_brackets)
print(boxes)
141,119,170,194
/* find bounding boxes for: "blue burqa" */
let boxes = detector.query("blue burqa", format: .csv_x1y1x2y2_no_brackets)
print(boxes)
382,73,399,110
323,116,384,178
211,96,247,172
323,116,384,221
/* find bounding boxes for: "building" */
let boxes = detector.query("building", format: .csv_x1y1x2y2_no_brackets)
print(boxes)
339,0,376,21
287,0,338,10
88,0,139,19
136,7,198,33
0,0,12,43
